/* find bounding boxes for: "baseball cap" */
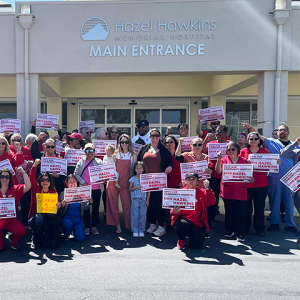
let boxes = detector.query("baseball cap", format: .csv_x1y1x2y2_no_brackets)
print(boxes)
185,171,199,180
84,143,95,150
68,133,82,141
137,120,149,128
239,132,247,139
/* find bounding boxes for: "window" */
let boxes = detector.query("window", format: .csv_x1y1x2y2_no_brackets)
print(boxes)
0,103,16,119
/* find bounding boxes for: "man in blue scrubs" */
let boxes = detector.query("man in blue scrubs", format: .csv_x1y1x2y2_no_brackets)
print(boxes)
242,124,298,233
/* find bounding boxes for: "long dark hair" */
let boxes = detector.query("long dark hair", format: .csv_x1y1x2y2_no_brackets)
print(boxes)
37,172,56,191
0,169,13,189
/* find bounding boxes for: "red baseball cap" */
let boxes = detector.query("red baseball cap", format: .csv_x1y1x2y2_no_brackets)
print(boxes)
68,133,82,141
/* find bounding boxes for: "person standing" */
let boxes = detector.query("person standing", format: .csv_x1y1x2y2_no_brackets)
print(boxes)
80,127,92,143
237,132,247,150
196,117,221,140
131,120,151,145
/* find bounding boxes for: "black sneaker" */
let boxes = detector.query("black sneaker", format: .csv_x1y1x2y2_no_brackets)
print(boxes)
205,232,210,239
236,235,245,242
285,226,297,233
224,231,235,238
281,214,285,223
268,224,279,231
256,231,266,237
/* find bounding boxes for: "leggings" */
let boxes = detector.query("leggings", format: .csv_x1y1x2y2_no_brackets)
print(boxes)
147,191,164,227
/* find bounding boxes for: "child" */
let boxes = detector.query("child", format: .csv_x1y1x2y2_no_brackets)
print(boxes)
103,144,121,189
170,172,216,250
129,161,150,237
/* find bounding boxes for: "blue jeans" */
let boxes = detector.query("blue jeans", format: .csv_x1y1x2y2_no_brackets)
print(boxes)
29,214,44,236
60,216,85,242
131,198,147,234
268,176,295,228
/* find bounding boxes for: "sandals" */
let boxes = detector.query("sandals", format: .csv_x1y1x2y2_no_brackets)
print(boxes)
116,226,122,234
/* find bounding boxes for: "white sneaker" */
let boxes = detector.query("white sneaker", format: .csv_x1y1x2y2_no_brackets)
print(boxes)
133,233,139,237
91,227,99,235
139,232,145,238
85,228,90,236
147,224,157,234
154,226,166,237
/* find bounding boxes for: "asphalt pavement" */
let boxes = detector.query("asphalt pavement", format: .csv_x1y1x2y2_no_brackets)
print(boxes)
1,214,300,300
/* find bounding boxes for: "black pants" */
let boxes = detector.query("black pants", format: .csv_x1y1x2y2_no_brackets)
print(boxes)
175,217,206,249
246,186,268,233
102,185,107,215
223,199,247,236
147,191,164,227
83,189,101,228
19,191,31,226
208,177,221,223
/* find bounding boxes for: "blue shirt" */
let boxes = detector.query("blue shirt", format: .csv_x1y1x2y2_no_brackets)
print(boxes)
264,138,297,178
129,176,147,200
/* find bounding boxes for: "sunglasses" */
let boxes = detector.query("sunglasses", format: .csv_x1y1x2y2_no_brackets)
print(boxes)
249,138,259,141
216,130,224,134
41,178,50,182
70,138,78,141
0,175,10,179
0,142,5,145
46,145,55,149
150,134,160,138
193,143,202,147
12,139,21,143
85,131,91,134
211,122,220,126
120,141,129,144
85,149,95,153
111,131,118,134
227,148,236,151
165,141,174,144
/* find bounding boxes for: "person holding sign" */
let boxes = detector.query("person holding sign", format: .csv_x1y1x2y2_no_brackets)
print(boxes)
106,134,137,234
59,175,93,242
137,129,173,237
0,168,31,251
170,172,215,250
74,143,103,236
216,142,254,242
281,136,300,221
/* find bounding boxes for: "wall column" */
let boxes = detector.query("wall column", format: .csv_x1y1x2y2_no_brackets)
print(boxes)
47,97,62,136
16,74,25,137
209,96,226,124
67,98,78,132
190,97,202,136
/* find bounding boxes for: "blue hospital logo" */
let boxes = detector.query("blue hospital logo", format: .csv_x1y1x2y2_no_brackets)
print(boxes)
81,17,109,41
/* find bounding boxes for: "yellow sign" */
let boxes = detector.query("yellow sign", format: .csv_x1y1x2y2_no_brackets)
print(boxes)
36,193,58,214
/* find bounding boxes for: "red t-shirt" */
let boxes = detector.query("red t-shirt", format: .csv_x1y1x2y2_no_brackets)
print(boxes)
0,184,25,229
10,145,33,162
170,186,216,230
167,154,181,188
239,147,269,188
220,156,249,201
200,130,229,141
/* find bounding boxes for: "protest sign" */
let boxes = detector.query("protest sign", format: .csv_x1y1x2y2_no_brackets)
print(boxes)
64,149,85,166
222,164,253,182
140,173,167,192
179,136,198,152
41,157,67,176
180,161,211,181
0,198,16,219
162,188,195,210
93,139,117,155
64,185,91,203
0,159,15,175
198,106,225,124
36,113,59,130
78,121,95,133
89,163,117,183
132,143,143,153
16,160,33,184
208,143,227,160
55,140,63,155
36,193,58,214
0,119,21,134
280,161,300,192
248,154,279,173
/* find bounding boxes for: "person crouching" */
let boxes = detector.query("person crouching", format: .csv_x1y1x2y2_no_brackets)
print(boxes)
170,172,216,250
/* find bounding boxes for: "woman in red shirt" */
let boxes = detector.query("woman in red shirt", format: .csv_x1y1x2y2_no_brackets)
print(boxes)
170,172,216,250
216,142,254,242
0,167,31,251
240,132,271,237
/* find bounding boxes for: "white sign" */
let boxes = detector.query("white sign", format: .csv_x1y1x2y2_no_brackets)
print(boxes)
89,163,117,183
280,161,300,192
55,140,63,155
248,154,279,173
78,120,95,133
208,143,228,160
198,106,225,124
41,157,67,176
140,173,167,192
36,113,59,130
0,159,15,175
179,136,198,152
132,143,143,153
222,164,253,183
0,119,21,134
93,139,117,155
0,197,16,219
163,188,195,210
64,149,85,166
180,161,211,181
64,186,92,203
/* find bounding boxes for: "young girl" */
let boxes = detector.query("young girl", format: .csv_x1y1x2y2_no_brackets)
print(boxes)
129,161,150,237
103,144,121,189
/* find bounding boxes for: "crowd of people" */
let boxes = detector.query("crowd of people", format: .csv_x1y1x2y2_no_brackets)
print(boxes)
0,117,299,252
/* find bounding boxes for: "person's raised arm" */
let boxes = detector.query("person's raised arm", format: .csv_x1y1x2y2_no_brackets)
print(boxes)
31,132,45,160
196,115,203,137
281,137,300,159
31,119,37,135
17,166,31,193
215,151,223,174
202,133,214,154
